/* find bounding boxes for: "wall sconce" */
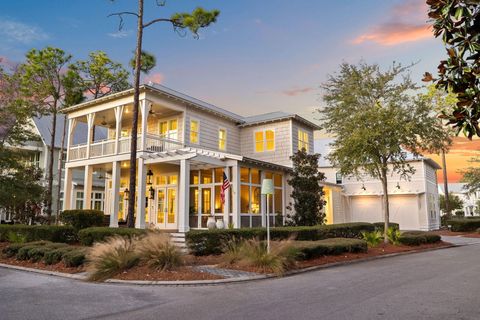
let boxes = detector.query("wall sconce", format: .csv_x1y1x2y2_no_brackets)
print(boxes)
149,186,155,200
361,184,366,191
146,169,154,185
396,182,401,190
124,188,129,200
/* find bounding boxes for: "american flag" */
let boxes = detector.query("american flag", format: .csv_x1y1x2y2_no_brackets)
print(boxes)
220,172,231,204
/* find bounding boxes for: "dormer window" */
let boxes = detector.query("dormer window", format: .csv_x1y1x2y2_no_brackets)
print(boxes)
298,129,309,152
255,129,275,152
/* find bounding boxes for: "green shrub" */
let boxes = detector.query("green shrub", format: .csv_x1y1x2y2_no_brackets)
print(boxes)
373,222,400,232
86,236,139,281
136,233,183,271
293,238,368,260
78,227,147,246
43,247,72,265
447,218,480,232
60,210,104,230
398,231,441,246
221,237,244,265
7,231,27,243
187,222,374,255
2,242,30,257
387,227,401,245
0,225,77,243
361,231,383,247
63,249,87,268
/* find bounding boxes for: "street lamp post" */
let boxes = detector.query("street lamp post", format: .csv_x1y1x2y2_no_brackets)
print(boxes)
261,179,274,253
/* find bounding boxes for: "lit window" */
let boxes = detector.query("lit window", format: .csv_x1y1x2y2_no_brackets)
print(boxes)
298,129,309,152
190,120,199,144
335,172,342,184
218,128,227,150
254,130,275,152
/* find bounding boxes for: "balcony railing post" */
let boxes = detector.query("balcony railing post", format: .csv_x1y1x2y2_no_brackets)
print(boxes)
140,100,148,151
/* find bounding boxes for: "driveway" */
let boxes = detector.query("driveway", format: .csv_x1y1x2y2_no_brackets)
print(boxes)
1,244,479,320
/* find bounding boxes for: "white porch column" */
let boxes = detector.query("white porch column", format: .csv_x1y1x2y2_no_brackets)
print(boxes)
114,106,124,154
110,161,121,228
83,165,93,209
261,171,266,227
135,158,147,229
139,100,148,151
178,159,190,232
232,162,241,228
223,166,230,227
86,113,96,159
63,168,73,210
66,118,77,162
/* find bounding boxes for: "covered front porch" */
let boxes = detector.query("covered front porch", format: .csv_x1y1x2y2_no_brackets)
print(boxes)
63,149,291,232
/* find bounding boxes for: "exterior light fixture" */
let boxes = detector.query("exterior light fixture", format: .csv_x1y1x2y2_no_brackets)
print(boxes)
146,169,154,185
124,188,129,200
361,184,366,191
261,179,274,253
396,182,401,189
149,186,155,200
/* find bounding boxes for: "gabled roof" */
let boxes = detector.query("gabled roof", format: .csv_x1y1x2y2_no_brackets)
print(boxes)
240,111,321,130
62,84,320,130
33,114,107,149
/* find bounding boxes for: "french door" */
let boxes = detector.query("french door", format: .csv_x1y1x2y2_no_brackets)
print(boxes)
155,187,177,229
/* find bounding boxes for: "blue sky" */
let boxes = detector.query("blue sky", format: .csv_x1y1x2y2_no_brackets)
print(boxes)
0,0,445,120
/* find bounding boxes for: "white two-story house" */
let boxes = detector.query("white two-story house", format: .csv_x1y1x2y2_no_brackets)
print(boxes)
62,84,319,232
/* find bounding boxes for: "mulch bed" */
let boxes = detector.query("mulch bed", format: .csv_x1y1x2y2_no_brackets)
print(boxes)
113,264,224,281
432,230,480,238
0,255,85,274
295,241,451,269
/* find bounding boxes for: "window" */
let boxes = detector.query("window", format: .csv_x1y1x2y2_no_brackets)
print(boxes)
91,192,104,211
240,168,261,215
190,120,199,144
218,128,227,150
298,129,309,152
254,130,275,152
29,152,40,167
75,191,84,210
335,172,343,184
159,119,178,140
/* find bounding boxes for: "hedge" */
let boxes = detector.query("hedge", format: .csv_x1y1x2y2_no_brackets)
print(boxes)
0,225,77,243
373,222,400,232
2,241,87,267
78,227,147,246
60,210,104,230
398,231,441,246
446,218,480,232
293,238,368,260
186,222,374,255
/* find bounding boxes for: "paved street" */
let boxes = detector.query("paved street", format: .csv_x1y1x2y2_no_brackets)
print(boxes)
1,244,479,320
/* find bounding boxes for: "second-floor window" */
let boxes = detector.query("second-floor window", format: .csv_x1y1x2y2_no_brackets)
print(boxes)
159,119,178,140
218,128,227,151
298,129,309,152
190,120,199,144
255,129,275,152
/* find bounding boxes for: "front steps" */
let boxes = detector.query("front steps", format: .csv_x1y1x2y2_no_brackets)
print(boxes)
169,232,188,252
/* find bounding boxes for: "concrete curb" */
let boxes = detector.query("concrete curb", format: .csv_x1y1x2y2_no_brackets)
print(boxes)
0,263,87,280
0,243,460,286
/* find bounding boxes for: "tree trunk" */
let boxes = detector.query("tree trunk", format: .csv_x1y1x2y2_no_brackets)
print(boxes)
441,150,451,217
380,169,390,244
127,0,144,228
46,108,57,223
56,115,67,224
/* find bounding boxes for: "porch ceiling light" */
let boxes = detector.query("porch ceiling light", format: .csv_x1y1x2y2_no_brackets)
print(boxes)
361,184,366,191
396,182,401,189
146,169,154,185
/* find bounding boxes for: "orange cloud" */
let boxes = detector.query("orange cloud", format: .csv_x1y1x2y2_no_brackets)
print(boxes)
282,86,315,96
352,24,431,46
352,0,432,46
144,72,165,84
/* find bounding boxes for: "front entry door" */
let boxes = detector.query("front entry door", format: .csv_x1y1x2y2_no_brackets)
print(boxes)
156,187,177,229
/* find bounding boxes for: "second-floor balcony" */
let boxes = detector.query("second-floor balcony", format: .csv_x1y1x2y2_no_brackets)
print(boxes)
69,134,185,161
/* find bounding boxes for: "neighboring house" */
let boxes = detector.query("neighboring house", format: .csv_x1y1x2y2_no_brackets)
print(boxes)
438,183,480,216
0,115,106,222
315,138,442,231
62,84,319,231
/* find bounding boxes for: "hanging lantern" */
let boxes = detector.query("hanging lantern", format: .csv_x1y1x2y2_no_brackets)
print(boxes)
146,169,154,185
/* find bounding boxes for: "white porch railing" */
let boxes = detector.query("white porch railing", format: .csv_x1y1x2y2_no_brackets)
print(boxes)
69,134,184,161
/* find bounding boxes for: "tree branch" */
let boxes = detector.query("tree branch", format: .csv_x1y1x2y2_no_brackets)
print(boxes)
108,12,139,30
143,18,175,28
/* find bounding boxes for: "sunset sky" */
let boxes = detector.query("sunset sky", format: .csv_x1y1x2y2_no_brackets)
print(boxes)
0,0,478,182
